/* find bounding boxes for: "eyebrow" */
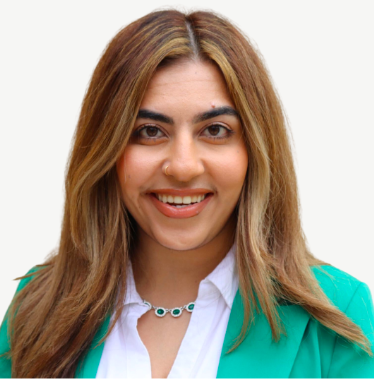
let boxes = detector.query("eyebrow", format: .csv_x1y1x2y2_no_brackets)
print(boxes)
137,109,173,124
137,106,240,125
193,106,240,123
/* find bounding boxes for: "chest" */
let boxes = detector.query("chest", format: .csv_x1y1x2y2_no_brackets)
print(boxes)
137,311,191,378
95,296,232,378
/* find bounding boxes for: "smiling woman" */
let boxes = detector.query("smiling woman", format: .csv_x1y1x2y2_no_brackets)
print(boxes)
1,9,374,379
118,60,247,249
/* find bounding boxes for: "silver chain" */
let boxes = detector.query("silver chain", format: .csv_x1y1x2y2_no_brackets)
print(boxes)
144,301,190,313
142,299,195,317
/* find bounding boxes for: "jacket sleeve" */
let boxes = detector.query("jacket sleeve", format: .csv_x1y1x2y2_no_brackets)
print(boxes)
0,268,39,378
327,282,374,378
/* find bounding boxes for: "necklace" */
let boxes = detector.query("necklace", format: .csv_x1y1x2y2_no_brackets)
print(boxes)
143,299,195,318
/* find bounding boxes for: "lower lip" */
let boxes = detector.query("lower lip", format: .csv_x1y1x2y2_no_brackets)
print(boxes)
149,193,213,219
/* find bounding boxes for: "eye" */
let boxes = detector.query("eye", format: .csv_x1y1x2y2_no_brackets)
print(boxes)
201,124,233,140
133,125,166,140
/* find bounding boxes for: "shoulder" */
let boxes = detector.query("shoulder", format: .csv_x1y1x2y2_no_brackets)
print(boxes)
1,265,46,326
311,264,372,313
15,266,44,293
313,264,374,332
1,266,44,323
310,266,374,377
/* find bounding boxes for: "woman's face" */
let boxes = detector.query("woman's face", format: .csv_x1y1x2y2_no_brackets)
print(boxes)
116,60,248,251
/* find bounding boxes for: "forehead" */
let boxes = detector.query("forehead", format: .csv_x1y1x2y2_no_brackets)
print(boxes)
141,60,234,108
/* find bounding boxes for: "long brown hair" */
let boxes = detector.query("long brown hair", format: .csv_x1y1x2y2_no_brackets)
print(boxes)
4,9,372,377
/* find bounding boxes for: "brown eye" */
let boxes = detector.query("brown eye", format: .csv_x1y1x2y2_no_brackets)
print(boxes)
208,125,220,136
201,124,233,140
146,126,159,137
133,125,165,140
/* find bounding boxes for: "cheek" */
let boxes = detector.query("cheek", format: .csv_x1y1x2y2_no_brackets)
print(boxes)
116,146,159,198
211,144,248,196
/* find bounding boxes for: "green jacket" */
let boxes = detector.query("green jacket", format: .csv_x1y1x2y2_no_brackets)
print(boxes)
1,265,374,378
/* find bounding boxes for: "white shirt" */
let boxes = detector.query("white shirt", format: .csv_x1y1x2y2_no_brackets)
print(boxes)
96,243,239,378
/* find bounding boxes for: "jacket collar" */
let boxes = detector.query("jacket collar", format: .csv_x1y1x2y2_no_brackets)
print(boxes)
75,289,310,378
217,291,310,378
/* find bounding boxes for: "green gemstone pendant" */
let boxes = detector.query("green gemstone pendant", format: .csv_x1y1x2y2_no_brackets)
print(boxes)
187,302,195,312
171,308,182,317
155,308,166,317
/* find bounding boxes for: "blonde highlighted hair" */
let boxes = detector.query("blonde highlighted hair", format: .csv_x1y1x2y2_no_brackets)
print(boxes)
3,9,372,377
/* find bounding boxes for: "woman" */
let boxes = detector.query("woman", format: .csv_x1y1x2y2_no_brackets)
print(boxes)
0,9,373,378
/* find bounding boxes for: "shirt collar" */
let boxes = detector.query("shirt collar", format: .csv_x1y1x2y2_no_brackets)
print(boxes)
202,242,238,309
124,264,144,306
124,242,238,309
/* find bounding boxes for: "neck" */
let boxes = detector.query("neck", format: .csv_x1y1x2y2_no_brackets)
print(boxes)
131,219,235,308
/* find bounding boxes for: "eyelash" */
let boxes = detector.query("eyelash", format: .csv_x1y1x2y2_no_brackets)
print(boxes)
133,124,234,141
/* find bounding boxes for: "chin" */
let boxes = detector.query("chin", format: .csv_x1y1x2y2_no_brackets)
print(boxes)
154,233,209,252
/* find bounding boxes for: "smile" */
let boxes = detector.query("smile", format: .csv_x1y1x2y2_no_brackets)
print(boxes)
155,193,207,207
149,192,213,218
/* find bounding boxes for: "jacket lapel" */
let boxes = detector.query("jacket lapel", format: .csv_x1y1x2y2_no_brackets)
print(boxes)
75,314,111,378
216,290,310,378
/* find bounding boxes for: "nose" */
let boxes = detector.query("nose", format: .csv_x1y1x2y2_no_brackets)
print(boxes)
165,134,204,182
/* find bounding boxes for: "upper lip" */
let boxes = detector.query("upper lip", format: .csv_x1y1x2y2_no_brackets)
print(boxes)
148,188,213,196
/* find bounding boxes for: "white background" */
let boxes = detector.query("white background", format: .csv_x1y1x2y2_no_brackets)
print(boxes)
1,0,373,320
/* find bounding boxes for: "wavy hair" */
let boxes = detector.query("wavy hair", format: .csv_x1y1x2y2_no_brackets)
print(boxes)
3,9,372,377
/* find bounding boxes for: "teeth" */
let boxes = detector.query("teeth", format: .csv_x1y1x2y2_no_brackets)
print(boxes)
156,193,208,205
183,196,192,204
174,196,183,204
